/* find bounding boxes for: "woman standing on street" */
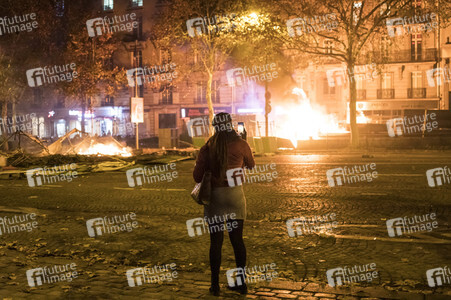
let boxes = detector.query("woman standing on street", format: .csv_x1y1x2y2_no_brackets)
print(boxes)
193,113,255,296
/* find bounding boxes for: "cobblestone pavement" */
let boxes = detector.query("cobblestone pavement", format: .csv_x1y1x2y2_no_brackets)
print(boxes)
0,151,450,299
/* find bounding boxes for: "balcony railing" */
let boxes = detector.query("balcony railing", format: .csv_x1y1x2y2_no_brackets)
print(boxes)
377,89,395,99
407,88,426,98
356,89,366,100
359,48,437,64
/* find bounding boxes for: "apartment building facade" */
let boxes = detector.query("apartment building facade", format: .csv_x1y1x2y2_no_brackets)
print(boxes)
89,0,267,140
295,3,451,125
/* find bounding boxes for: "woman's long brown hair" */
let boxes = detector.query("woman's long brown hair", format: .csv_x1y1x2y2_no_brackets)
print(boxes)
208,127,238,179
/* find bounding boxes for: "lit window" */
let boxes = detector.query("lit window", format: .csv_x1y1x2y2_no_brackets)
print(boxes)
353,1,362,24
56,0,64,17
104,0,113,10
324,40,333,54
131,0,143,7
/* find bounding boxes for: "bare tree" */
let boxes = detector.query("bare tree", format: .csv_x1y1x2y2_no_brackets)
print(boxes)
273,0,417,147
155,0,248,127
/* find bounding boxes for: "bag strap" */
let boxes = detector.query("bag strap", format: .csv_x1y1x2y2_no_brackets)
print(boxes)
205,141,211,172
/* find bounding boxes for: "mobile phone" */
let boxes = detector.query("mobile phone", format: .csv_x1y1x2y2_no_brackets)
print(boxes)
237,122,245,134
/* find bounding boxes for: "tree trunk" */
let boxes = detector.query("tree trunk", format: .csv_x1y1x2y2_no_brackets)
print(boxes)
12,101,16,132
206,71,214,135
348,62,359,147
81,96,86,133
1,101,8,151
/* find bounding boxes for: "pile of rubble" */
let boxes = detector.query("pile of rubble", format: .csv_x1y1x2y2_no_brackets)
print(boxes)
0,130,194,174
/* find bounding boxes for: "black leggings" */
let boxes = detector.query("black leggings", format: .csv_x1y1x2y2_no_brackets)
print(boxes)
208,219,246,287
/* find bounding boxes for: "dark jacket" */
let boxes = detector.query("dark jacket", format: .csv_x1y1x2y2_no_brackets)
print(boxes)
193,136,255,187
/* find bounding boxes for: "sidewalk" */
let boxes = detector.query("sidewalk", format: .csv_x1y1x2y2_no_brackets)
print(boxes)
152,274,451,300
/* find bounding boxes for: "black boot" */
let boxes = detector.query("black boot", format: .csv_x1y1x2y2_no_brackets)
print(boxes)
209,285,220,296
227,283,247,294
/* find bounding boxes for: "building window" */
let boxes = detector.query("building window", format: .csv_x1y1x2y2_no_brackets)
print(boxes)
131,0,143,8
323,78,335,94
103,0,113,10
133,50,143,67
355,74,364,90
33,89,43,104
161,85,173,104
160,49,172,65
353,1,362,24
159,114,176,129
133,16,143,39
411,34,422,61
381,36,390,57
412,0,422,9
196,81,220,103
56,0,65,17
324,40,333,54
193,50,200,64
56,98,65,108
381,73,393,89
196,82,206,104
380,3,390,16
102,95,115,106
131,50,143,97
411,71,422,88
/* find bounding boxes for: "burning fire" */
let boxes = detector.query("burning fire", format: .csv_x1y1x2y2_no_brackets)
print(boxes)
274,88,347,147
357,109,370,124
78,143,132,157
